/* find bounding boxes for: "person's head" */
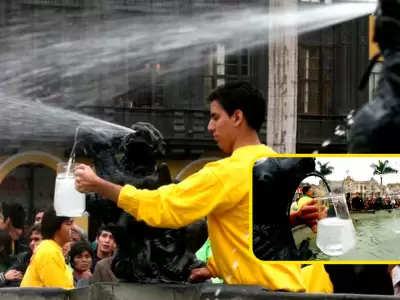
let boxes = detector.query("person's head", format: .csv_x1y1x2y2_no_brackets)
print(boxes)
206,82,266,153
34,209,45,225
0,203,26,241
41,206,72,247
356,192,361,197
302,186,313,197
71,224,88,243
96,224,115,256
27,224,42,252
69,241,93,274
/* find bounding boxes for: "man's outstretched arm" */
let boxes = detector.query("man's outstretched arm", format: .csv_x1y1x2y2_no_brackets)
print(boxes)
75,164,238,229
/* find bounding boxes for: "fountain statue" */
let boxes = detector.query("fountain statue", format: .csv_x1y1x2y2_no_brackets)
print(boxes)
78,122,208,283
348,0,400,153
252,157,318,261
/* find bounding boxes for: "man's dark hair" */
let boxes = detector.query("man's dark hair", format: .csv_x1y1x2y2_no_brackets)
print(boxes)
35,208,45,215
27,223,41,238
0,203,26,230
96,224,115,238
69,240,93,268
302,186,311,195
41,206,70,240
206,81,266,132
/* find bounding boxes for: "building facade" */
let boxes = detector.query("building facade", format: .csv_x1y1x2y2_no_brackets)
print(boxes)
0,0,371,228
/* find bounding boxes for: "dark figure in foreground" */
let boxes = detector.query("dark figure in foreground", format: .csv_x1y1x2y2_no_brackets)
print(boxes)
325,264,394,295
348,0,400,153
79,122,207,283
252,157,316,261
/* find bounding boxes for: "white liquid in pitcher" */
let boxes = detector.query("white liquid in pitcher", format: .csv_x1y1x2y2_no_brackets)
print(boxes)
54,174,85,217
316,217,356,256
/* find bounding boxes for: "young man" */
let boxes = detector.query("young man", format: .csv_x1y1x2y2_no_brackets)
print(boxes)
0,203,26,254
297,186,313,211
20,206,74,289
1,224,43,288
90,225,116,273
75,82,319,292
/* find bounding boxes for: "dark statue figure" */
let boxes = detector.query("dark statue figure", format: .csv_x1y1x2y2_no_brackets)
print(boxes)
78,122,208,283
348,0,400,153
252,157,317,261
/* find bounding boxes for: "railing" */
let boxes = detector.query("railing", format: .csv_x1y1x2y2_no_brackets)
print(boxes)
0,105,343,149
297,114,347,145
0,283,398,300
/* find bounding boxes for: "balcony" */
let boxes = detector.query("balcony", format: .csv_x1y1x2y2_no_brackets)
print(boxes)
80,106,216,152
77,106,266,156
297,114,347,148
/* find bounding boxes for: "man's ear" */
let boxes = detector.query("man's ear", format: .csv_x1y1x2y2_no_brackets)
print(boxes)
232,110,244,127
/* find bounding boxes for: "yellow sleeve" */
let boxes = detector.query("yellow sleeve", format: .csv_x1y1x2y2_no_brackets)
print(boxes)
297,197,309,210
118,165,239,228
206,256,219,277
38,257,73,289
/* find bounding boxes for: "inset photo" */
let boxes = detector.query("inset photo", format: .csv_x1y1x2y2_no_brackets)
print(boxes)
252,155,400,262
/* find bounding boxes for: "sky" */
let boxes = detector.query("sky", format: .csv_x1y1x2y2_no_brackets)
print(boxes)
305,157,400,185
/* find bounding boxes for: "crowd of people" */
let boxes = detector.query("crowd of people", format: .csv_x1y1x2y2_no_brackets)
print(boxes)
0,82,399,295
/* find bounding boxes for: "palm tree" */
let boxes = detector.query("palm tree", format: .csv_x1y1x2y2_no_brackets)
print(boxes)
370,160,398,185
315,161,334,177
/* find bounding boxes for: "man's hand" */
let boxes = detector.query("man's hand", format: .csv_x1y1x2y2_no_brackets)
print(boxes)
296,199,321,233
5,269,22,281
189,267,212,282
75,164,100,194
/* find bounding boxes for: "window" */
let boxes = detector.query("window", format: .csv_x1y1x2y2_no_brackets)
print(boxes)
298,45,333,114
203,44,250,102
115,63,164,108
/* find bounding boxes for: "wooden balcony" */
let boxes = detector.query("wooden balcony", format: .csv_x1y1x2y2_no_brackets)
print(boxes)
0,106,345,156
296,114,348,153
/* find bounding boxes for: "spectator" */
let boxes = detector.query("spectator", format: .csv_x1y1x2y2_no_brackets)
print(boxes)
4,224,43,287
34,209,45,225
0,230,22,287
71,224,88,243
90,224,116,273
69,241,93,287
0,203,27,255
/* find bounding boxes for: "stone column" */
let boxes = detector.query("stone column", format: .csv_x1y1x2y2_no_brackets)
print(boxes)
266,0,298,153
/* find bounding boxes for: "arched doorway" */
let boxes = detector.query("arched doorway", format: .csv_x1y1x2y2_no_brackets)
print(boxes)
0,151,62,225
0,163,56,224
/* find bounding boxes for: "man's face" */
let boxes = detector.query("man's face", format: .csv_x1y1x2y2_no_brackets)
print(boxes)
1,217,23,241
96,230,114,254
208,100,240,153
306,189,313,197
34,212,44,225
57,219,73,246
73,250,92,273
71,226,82,243
29,230,42,251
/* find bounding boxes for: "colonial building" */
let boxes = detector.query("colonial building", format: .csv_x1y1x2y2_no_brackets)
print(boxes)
0,0,371,229
300,176,392,199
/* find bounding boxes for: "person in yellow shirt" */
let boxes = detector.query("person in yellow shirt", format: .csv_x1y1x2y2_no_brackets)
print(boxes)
74,82,319,292
20,206,74,289
301,264,333,293
298,186,314,210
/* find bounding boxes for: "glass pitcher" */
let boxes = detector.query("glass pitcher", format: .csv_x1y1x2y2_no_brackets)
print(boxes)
54,162,85,217
315,193,357,256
